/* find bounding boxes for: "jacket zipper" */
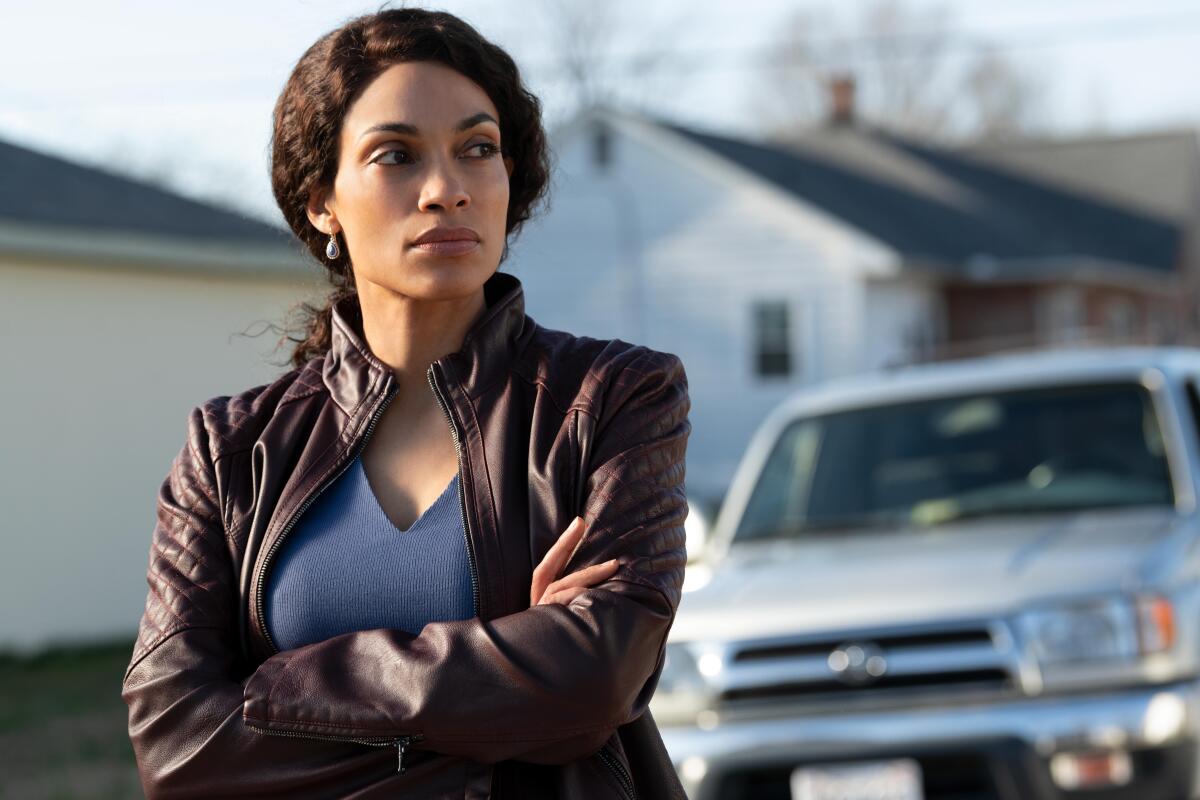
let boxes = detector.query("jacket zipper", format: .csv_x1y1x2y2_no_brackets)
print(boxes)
247,364,478,768
426,362,481,617
255,373,398,656
244,725,425,774
246,375,419,766
597,742,637,800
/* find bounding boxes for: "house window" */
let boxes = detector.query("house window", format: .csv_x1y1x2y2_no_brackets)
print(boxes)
591,120,611,171
753,300,792,377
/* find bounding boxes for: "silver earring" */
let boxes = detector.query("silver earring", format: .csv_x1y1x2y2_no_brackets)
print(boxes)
325,231,341,260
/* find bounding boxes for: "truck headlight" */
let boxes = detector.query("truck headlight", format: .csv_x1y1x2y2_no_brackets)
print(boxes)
650,643,715,725
1018,594,1175,665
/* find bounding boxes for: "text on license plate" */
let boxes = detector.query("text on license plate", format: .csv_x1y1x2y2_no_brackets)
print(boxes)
790,758,924,800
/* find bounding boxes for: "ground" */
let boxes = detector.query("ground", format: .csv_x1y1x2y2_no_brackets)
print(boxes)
0,640,141,800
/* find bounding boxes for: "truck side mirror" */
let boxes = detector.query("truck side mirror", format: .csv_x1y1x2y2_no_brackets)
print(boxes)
685,499,712,564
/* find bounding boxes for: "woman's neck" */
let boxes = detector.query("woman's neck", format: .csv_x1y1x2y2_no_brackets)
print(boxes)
356,280,487,399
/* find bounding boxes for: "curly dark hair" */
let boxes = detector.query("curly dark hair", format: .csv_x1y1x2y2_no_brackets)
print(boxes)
271,7,551,369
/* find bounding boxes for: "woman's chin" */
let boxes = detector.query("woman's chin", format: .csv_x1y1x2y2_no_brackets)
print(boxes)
371,265,495,299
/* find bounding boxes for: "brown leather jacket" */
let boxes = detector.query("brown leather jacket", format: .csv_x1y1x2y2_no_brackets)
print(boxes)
121,270,692,799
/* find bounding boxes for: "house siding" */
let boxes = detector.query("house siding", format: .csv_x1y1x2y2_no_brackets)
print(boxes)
0,257,321,650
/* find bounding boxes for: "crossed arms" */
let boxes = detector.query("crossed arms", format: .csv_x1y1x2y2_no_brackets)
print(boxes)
121,349,691,798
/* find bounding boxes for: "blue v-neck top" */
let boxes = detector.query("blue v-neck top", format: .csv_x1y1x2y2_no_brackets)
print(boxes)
264,454,475,652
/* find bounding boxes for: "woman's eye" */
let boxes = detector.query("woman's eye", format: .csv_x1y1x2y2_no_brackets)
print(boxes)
373,149,411,166
372,142,498,165
466,142,501,159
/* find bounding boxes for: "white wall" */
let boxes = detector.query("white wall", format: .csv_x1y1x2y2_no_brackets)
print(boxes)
0,258,324,652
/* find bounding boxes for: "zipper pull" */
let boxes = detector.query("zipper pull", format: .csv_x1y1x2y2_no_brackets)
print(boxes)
394,734,425,774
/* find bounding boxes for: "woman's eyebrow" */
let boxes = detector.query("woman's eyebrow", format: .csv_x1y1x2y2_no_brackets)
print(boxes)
358,112,499,140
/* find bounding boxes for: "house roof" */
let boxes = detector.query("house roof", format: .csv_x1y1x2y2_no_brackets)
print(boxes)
961,129,1200,225
0,135,291,244
660,120,1183,273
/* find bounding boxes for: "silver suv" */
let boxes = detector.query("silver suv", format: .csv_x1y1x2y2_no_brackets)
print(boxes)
657,347,1200,800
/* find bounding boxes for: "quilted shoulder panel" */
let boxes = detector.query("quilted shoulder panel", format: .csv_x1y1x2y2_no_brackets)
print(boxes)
198,358,324,459
127,404,233,677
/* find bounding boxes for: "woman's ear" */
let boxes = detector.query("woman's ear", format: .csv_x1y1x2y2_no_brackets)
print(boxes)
305,184,338,234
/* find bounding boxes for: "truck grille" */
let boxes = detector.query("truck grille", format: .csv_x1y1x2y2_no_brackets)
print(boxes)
717,623,1016,707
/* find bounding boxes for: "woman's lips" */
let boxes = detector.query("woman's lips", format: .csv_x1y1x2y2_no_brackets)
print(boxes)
411,239,480,256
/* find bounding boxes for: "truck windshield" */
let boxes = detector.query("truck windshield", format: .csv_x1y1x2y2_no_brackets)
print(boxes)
735,382,1175,541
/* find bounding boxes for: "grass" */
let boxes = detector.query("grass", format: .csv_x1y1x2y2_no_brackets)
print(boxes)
0,639,142,800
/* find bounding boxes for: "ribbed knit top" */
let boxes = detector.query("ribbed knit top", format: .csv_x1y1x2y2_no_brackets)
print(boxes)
264,454,475,652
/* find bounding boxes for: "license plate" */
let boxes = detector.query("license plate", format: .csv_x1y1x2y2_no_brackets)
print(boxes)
790,759,923,800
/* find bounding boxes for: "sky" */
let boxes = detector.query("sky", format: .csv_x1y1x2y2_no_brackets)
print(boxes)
3,0,1199,224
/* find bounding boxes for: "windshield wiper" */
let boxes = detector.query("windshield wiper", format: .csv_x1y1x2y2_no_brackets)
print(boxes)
916,499,1163,527
740,499,1168,541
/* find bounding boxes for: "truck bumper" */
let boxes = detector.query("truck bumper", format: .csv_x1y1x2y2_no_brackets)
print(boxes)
660,682,1200,799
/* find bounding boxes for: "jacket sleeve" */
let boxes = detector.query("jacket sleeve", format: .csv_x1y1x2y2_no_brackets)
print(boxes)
121,406,402,799
242,348,692,764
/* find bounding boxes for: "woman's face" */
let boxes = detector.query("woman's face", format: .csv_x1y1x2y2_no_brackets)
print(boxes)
309,60,512,300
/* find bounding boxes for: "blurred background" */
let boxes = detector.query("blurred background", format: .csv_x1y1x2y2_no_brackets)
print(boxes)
2,0,1199,797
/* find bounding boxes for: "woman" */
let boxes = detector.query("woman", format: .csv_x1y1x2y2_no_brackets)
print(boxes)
121,8,691,799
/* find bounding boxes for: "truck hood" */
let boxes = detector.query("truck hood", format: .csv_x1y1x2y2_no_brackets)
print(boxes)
672,506,1186,643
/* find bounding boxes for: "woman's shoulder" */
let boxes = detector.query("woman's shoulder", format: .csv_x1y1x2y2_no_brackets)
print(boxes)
522,318,687,415
525,316,683,369
189,356,326,459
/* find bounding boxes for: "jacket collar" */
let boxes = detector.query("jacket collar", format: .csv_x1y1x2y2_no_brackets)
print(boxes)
322,269,530,414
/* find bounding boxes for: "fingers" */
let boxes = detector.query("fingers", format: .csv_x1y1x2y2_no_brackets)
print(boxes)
537,585,589,606
535,559,619,606
529,516,588,606
547,559,619,594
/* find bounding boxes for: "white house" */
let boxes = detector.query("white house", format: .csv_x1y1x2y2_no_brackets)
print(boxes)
509,107,1191,512
0,136,321,652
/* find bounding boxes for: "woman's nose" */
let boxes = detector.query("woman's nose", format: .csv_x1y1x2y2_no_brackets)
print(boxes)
417,161,470,212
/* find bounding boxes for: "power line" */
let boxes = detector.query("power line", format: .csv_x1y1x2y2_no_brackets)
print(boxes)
520,9,1200,78
2,9,1199,110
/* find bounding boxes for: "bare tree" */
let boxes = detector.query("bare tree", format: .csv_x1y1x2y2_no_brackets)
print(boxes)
536,0,619,111
529,0,700,118
960,45,1044,141
752,0,1044,142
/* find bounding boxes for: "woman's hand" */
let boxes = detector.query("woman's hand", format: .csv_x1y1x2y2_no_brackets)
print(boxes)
530,516,620,606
